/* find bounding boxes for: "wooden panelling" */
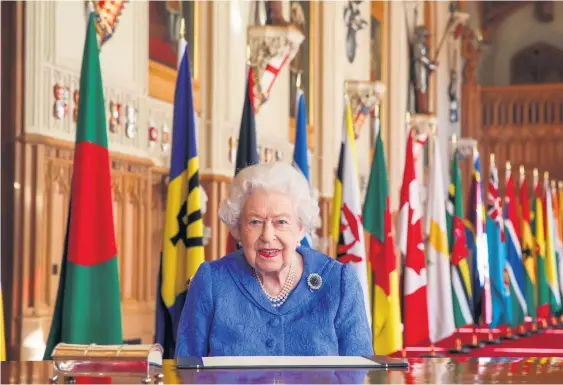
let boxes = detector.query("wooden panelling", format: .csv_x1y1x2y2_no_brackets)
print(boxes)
200,174,231,261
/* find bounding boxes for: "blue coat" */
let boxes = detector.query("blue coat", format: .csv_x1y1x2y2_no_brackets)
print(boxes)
175,246,374,357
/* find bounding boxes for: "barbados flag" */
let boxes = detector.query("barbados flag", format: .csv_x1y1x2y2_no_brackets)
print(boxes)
155,41,204,358
292,89,312,248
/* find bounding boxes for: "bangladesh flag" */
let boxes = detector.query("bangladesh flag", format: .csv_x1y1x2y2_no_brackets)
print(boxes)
43,12,122,359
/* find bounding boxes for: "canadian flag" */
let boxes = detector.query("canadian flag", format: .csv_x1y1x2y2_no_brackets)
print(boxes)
398,128,429,347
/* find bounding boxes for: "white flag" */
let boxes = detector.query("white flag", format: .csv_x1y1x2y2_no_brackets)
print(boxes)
424,139,455,343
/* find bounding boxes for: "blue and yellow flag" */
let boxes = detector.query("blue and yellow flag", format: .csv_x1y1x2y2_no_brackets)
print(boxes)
155,43,204,358
292,89,312,248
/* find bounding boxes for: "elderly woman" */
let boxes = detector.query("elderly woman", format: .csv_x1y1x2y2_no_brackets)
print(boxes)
175,162,373,357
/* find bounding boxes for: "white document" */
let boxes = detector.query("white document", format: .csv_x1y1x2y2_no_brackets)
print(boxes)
201,356,382,368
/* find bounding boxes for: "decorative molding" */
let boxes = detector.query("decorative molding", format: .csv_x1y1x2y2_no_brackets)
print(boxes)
247,24,305,111
450,136,477,159
345,80,386,138
409,113,437,138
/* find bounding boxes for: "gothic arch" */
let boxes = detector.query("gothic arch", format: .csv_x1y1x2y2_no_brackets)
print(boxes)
511,42,563,85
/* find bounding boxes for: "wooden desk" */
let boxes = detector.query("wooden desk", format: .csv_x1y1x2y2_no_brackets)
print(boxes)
1,357,563,384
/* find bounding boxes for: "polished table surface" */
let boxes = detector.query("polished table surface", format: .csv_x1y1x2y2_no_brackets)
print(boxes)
1,357,563,384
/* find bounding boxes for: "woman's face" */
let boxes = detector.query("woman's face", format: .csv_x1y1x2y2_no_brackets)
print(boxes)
235,189,304,274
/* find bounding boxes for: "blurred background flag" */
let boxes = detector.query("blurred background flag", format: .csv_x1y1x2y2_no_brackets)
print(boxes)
292,88,312,248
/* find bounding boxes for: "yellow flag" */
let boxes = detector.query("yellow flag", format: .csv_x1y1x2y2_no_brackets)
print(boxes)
1,288,6,361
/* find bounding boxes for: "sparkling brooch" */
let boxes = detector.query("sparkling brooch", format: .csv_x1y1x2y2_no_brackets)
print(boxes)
307,273,322,291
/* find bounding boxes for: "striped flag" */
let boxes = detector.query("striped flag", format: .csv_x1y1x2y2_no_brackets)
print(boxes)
486,160,512,328
466,148,491,325
363,116,402,355
533,171,549,319
155,40,205,358
292,89,312,248
331,98,370,324
399,129,429,347
519,167,536,321
545,178,562,314
447,149,474,327
425,139,455,343
504,163,528,326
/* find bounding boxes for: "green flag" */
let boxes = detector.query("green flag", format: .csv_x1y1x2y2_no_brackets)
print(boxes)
446,151,473,327
362,125,402,356
44,12,122,359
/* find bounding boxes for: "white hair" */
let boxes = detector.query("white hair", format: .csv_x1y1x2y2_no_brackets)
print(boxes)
218,162,319,234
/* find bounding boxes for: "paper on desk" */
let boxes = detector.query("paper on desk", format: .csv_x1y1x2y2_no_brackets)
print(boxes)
201,356,381,368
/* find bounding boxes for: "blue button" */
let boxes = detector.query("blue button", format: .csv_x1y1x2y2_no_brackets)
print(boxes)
269,318,280,327
266,339,275,348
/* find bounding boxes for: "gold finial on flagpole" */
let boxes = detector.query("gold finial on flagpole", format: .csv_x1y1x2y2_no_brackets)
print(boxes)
506,161,511,172
179,18,185,41
451,134,457,146
533,168,538,178
490,153,495,167
296,72,302,90
559,181,563,190
544,171,549,180
519,165,525,178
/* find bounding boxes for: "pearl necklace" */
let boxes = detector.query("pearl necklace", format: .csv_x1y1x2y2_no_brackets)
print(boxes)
253,258,296,308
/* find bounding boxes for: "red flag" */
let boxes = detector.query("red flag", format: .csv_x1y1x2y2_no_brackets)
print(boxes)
398,129,429,347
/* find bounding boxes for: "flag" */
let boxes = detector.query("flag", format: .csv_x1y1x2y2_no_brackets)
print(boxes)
43,13,122,359
362,117,402,355
225,67,260,255
504,164,528,326
544,179,562,314
155,38,205,358
533,171,549,318
447,149,473,328
424,139,455,343
292,89,312,248
465,148,491,325
550,182,563,313
558,182,563,305
1,286,5,361
332,98,370,323
486,160,512,328
519,167,536,321
398,129,428,347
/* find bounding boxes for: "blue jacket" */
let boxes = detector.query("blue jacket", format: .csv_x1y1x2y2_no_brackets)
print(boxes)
175,246,374,357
